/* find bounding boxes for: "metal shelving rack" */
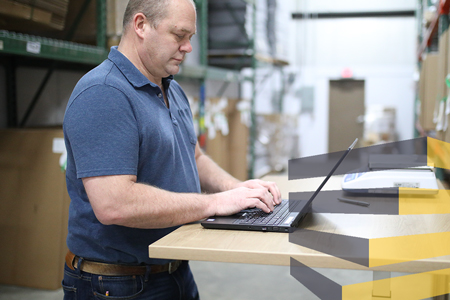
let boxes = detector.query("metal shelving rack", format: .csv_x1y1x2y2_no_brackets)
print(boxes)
0,0,243,129
0,0,109,127
0,0,109,65
418,0,450,61
416,0,450,182
181,0,244,148
0,30,107,65
416,0,450,138
205,0,289,179
192,0,260,178
0,0,268,178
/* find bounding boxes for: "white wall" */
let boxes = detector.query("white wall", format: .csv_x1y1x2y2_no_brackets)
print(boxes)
290,0,417,157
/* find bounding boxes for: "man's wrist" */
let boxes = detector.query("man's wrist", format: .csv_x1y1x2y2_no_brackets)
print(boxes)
223,178,242,191
205,193,219,217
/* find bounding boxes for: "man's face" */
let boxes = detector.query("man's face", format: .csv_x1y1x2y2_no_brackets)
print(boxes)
141,0,196,81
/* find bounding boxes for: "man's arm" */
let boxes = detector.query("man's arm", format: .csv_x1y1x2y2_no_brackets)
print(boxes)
83,142,282,230
83,172,276,229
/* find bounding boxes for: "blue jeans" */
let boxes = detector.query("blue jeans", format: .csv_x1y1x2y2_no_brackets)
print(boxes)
62,260,200,300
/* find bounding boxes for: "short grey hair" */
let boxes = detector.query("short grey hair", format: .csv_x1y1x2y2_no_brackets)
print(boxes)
123,0,196,32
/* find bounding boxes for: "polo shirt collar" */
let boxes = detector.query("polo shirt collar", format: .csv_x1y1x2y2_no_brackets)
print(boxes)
108,46,173,89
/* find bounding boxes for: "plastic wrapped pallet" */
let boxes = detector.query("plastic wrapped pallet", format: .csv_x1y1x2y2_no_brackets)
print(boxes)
363,105,397,146
189,97,250,181
208,0,269,54
254,114,299,178
208,0,289,68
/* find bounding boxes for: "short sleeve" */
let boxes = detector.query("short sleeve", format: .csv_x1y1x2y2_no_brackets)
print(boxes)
64,85,139,178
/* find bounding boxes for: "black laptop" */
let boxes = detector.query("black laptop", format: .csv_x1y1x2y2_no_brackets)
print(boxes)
201,139,358,233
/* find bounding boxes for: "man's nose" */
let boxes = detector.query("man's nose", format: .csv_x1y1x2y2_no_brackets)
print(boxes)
180,40,193,53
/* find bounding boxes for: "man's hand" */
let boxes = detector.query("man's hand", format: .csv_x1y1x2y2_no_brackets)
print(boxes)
210,179,282,216
235,179,282,205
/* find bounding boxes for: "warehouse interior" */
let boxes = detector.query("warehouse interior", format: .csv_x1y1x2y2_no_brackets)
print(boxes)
0,0,449,299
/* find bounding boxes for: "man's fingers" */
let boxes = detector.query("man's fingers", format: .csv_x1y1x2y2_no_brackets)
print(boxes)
240,179,282,204
255,180,281,204
246,188,274,211
269,185,282,204
247,198,271,213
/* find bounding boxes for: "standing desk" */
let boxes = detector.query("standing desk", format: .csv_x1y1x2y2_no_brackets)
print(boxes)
148,175,450,298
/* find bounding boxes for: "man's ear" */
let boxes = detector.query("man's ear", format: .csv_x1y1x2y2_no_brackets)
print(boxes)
133,13,148,39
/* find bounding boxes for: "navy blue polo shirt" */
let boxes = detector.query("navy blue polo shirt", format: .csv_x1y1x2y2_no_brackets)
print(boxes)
63,46,201,265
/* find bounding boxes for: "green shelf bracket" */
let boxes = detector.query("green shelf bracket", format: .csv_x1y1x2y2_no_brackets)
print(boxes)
0,30,108,65
249,0,257,180
97,0,107,49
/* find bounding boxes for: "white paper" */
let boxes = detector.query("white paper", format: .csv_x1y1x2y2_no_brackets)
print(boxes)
26,41,41,54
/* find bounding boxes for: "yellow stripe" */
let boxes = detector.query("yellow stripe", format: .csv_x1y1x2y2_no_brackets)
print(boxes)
369,232,450,267
427,137,450,169
399,188,450,215
342,268,450,300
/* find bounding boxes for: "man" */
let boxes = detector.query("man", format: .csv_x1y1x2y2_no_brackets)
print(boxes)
62,0,281,299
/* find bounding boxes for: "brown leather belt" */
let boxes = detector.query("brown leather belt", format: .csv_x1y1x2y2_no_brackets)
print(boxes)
65,250,182,276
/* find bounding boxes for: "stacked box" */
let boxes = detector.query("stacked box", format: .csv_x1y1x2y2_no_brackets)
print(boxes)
0,129,70,289
445,17,450,143
419,53,439,131
0,0,69,30
205,98,249,181
190,98,249,181
106,0,127,47
436,15,449,140
15,0,69,16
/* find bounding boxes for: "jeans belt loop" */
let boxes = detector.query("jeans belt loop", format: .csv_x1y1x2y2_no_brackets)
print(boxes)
76,256,84,276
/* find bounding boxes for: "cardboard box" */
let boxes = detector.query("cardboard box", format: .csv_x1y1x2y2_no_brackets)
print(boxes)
107,0,127,38
438,27,449,95
16,0,69,16
436,26,449,139
445,24,450,143
0,129,70,290
0,0,68,30
105,0,127,47
204,98,249,181
419,53,440,131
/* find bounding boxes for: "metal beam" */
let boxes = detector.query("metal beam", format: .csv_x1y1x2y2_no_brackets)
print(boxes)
292,10,416,19
0,31,107,65
5,57,18,127
96,0,107,49
20,63,56,127
65,0,93,41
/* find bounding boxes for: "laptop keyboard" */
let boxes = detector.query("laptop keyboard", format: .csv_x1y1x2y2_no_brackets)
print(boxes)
233,199,290,226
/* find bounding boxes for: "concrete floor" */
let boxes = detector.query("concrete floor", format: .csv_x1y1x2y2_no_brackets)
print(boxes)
0,262,446,299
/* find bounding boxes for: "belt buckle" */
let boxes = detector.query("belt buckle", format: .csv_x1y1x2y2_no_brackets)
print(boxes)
168,261,180,274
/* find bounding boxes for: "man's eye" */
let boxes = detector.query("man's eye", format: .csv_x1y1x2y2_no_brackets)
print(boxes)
176,34,185,39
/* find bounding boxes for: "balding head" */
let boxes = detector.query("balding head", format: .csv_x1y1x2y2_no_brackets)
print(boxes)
122,0,195,34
